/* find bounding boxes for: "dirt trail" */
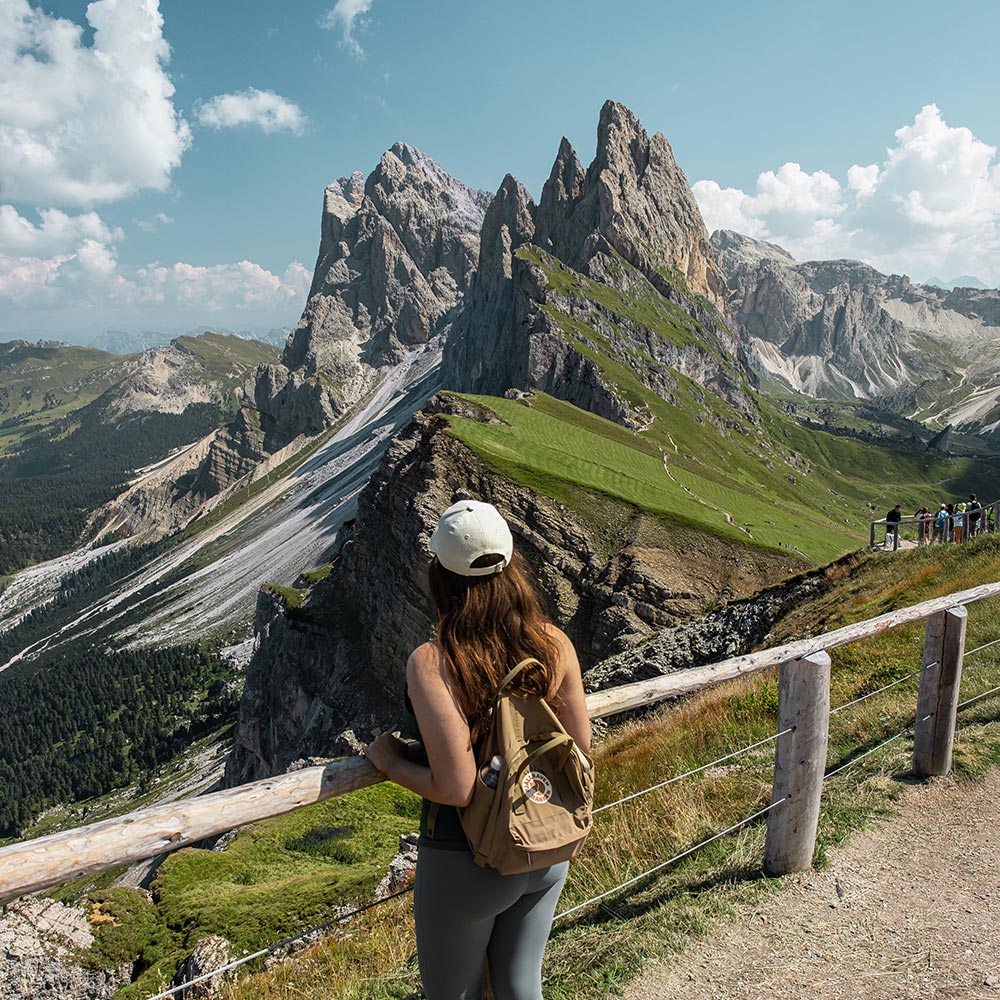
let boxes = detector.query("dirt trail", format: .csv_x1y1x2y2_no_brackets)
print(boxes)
627,770,1000,1000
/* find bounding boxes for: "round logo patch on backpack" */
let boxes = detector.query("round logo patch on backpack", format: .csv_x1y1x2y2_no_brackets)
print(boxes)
522,771,553,804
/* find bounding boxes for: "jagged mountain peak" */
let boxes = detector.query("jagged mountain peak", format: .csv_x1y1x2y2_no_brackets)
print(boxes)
479,173,536,276
532,100,728,312
323,171,365,223
285,142,490,393
593,99,650,173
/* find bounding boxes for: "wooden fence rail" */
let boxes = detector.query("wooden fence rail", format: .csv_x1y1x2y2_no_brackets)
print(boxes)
2,580,1000,902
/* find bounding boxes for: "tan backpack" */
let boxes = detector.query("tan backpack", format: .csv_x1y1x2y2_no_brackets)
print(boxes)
454,657,594,875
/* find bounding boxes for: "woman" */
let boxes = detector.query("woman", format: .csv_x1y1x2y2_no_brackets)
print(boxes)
365,500,591,1000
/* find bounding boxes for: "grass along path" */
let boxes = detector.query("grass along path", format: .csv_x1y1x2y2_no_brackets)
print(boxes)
627,767,1000,1000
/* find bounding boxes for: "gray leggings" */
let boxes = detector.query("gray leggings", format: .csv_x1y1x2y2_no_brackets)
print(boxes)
414,846,568,1000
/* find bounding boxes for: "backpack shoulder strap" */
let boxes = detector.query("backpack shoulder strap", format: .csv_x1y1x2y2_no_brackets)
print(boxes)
496,657,542,696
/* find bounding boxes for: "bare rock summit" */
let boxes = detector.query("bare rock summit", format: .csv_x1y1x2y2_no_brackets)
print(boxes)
285,143,491,407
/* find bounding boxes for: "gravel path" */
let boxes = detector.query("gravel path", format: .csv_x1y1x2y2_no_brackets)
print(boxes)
627,770,1000,1000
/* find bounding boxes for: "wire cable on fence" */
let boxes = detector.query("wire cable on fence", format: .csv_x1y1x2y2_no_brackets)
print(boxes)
958,684,1000,711
964,636,1000,659
145,886,414,1000
829,666,927,715
554,798,785,922
823,715,932,781
593,729,792,815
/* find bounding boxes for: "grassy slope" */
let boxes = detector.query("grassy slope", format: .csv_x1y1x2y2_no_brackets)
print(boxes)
438,243,1000,569
0,342,124,453
446,388,997,566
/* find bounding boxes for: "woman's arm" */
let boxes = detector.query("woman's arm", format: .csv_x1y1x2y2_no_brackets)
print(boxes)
364,643,478,807
545,624,592,753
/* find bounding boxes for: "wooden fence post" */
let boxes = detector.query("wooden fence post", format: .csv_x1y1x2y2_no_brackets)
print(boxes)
870,521,876,549
763,649,831,876
913,605,967,777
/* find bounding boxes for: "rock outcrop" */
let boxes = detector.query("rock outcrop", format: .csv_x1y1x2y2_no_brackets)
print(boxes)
713,229,1000,437
443,101,755,425
285,143,491,407
533,101,728,312
0,897,128,1000
227,394,799,783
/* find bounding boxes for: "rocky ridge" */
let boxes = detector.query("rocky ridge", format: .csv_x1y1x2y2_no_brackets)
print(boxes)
714,230,1000,437
285,143,491,406
443,101,754,427
227,394,798,783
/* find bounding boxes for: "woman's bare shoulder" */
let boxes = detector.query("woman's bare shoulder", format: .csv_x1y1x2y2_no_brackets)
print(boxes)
542,622,575,651
407,641,448,684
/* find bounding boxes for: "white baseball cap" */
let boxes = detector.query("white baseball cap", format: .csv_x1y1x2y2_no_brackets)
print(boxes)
429,500,514,577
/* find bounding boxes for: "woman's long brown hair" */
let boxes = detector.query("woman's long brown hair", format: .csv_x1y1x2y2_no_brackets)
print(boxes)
428,550,558,745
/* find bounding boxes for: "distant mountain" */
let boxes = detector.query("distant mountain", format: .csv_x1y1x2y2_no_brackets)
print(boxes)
712,230,1000,439
91,329,174,354
923,274,988,291
0,332,281,574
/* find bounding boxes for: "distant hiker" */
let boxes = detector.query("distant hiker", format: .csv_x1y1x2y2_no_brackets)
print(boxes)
954,502,967,544
915,506,931,546
988,503,996,535
933,504,949,544
364,500,591,1000
967,494,982,538
885,504,902,546
946,503,957,543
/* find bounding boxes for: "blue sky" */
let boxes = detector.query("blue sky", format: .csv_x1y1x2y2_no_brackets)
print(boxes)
3,0,1000,342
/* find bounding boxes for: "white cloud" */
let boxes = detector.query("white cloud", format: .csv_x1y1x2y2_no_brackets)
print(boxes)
195,89,307,135
694,105,1000,285
0,235,312,329
134,260,311,313
0,0,191,207
136,212,174,234
320,0,374,59
0,205,123,255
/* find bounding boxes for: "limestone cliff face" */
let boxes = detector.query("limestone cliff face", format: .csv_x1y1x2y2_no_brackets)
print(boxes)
285,143,491,408
0,897,127,1000
227,394,798,783
714,229,1000,436
443,101,755,424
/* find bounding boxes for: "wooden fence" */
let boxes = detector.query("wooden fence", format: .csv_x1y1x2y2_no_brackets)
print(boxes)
1,580,1000,903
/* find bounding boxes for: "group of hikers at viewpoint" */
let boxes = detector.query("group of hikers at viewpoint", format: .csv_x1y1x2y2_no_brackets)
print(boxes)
882,493,996,548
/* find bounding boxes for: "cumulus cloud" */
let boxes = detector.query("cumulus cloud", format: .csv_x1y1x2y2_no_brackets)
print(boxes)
320,0,374,59
0,205,123,255
195,89,307,135
693,105,1000,285
134,260,311,313
0,236,312,329
0,0,191,207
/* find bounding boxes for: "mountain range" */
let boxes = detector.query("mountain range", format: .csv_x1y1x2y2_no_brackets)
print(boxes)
2,99,1000,998
713,230,1000,440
